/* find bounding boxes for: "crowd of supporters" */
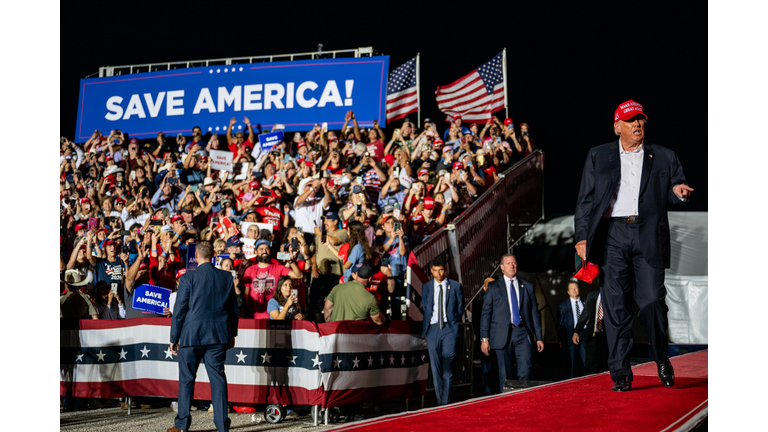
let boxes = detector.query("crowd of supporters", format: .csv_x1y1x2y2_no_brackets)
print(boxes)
60,111,535,323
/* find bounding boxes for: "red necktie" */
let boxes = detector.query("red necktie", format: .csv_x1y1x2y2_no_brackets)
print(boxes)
596,299,604,332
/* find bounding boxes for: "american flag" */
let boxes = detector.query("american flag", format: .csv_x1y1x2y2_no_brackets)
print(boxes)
386,56,419,123
435,51,505,122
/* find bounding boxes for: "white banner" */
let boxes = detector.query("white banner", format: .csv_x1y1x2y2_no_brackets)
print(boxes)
210,150,234,172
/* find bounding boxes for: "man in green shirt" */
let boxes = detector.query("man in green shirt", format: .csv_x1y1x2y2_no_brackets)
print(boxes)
324,263,386,324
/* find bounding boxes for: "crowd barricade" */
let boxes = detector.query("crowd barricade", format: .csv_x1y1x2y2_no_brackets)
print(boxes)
60,318,427,408
409,151,544,313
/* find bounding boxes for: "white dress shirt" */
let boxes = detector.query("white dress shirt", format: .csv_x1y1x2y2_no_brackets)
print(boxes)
503,275,521,324
430,280,448,325
570,297,586,329
606,140,643,217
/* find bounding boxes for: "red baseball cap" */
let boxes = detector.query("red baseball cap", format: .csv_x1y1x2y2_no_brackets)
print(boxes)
452,113,461,120
80,197,92,205
171,214,184,223
130,138,138,144
103,240,117,248
614,100,648,122
470,123,478,129
417,169,429,177
504,118,513,126
424,197,435,210
384,154,395,166
303,160,313,167
297,141,307,149
74,223,87,232
249,180,261,190
114,197,126,205
452,161,464,171
175,269,187,279
574,261,599,284
105,155,114,161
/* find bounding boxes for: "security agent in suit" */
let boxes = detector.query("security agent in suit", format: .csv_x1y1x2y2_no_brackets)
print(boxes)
574,100,693,392
421,256,464,406
572,289,609,374
556,280,587,378
480,254,544,391
168,241,238,432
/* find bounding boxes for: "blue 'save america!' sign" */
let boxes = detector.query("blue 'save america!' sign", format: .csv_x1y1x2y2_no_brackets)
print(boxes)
74,56,390,142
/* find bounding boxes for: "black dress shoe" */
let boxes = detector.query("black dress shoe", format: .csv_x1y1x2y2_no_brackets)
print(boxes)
612,376,632,392
658,358,675,387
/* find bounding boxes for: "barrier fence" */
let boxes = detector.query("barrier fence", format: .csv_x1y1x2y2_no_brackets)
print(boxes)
60,318,427,409
411,150,544,310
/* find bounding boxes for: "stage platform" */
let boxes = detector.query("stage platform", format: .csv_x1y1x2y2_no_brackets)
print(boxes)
330,350,708,432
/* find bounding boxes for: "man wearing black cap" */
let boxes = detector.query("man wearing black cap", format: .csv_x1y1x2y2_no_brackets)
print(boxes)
574,100,694,392
324,263,386,324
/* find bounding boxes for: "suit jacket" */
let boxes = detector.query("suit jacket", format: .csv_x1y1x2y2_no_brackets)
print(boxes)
421,278,464,338
170,262,239,347
557,297,585,346
574,140,688,268
574,290,600,344
480,277,543,349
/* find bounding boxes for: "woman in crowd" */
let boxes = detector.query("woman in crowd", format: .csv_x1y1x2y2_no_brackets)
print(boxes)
267,276,305,320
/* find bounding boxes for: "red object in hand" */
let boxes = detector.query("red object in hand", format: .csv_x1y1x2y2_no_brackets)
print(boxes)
574,261,599,284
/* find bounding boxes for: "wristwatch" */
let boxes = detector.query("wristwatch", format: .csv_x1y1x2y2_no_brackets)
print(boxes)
481,338,489,342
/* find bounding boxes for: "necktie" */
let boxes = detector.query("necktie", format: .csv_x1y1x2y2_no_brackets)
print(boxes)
437,283,444,330
575,300,581,323
509,279,520,326
596,299,604,332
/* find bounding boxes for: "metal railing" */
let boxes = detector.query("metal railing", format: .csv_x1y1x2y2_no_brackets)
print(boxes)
413,150,545,308
98,46,375,77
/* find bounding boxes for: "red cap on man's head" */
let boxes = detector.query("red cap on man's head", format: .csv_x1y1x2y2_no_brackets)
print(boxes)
297,141,307,149
384,154,395,166
614,100,648,122
249,180,260,190
81,197,92,205
130,138,138,144
424,197,435,210
452,161,464,171
172,214,184,223
105,155,114,161
103,240,117,248
504,118,513,126
175,269,187,279
417,169,429,177
75,223,87,232
452,114,461,120
433,138,444,146
114,197,126,205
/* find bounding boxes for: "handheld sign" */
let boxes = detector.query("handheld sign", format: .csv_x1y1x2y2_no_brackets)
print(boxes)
210,150,234,172
241,238,257,259
258,131,284,151
186,243,198,270
132,284,172,315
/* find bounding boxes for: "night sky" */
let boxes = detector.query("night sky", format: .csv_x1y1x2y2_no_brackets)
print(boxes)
61,3,707,215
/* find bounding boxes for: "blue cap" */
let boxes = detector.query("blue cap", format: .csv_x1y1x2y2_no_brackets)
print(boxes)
255,239,271,250
225,236,240,248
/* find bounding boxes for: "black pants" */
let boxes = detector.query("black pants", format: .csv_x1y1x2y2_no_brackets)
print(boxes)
584,331,609,374
602,219,669,382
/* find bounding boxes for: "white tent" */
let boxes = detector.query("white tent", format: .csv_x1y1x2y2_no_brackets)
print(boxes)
522,212,708,344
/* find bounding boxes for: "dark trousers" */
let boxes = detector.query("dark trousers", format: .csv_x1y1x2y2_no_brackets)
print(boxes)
602,220,669,382
584,331,609,374
568,330,587,378
494,325,532,391
176,344,230,432
482,354,499,395
426,324,457,405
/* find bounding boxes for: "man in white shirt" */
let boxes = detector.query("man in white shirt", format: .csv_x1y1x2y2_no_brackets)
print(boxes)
557,280,587,378
480,255,544,392
293,179,332,235
574,100,693,392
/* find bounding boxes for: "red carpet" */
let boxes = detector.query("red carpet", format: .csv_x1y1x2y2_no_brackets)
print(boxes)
332,350,708,432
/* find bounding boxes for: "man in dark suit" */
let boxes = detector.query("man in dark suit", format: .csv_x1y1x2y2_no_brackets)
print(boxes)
557,279,587,378
480,254,544,391
574,100,693,392
168,241,238,432
572,289,609,374
421,256,464,405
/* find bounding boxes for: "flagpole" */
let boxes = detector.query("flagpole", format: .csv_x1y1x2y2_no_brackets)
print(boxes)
502,48,508,119
416,53,421,126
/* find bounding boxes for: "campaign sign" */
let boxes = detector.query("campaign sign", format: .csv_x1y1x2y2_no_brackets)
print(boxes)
258,131,284,151
186,242,198,270
132,284,172,315
210,150,233,171
74,56,390,142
